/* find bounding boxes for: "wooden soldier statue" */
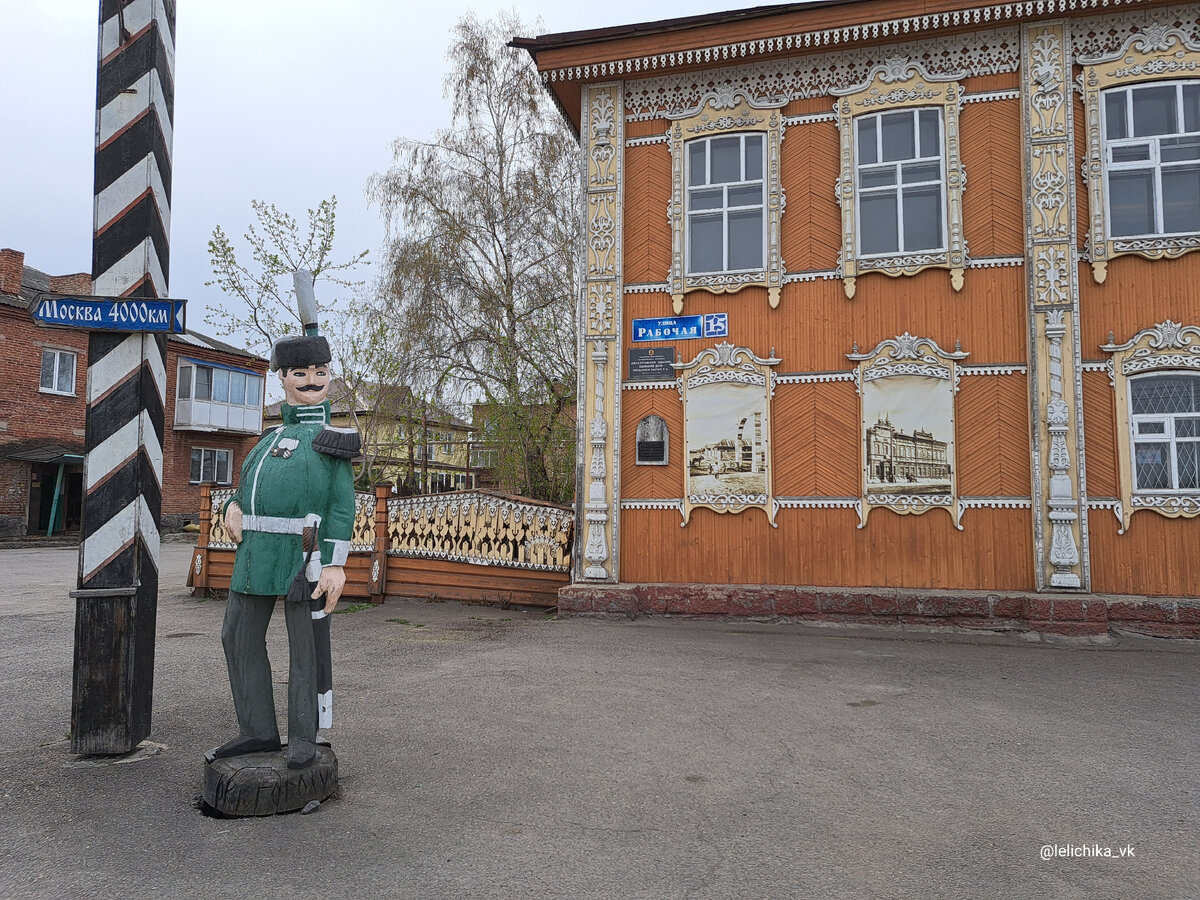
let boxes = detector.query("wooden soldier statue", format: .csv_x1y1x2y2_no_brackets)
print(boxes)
211,271,360,769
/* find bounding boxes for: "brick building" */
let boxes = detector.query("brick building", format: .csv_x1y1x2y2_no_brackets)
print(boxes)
0,248,268,536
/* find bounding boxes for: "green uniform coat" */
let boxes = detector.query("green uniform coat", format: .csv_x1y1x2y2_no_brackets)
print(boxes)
228,401,355,595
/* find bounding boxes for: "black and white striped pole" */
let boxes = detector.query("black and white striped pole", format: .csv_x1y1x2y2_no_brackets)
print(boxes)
69,0,177,755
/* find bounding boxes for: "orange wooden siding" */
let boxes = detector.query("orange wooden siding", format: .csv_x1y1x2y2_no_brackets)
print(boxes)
1081,371,1118,498
955,373,1031,496
1089,513,1200,597
770,383,861,497
621,389,686,498
1078,255,1200,354
960,99,1024,259
778,121,842,273
623,144,672,285
619,506,1035,590
620,265,1028,375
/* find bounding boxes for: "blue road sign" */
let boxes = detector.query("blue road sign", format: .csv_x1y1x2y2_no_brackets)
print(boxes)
632,313,728,342
33,295,186,333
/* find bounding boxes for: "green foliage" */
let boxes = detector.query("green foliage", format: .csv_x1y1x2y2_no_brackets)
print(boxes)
369,13,579,502
205,197,369,355
335,602,373,614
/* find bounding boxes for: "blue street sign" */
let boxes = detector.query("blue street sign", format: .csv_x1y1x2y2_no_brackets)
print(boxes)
33,295,186,333
703,312,728,337
632,313,729,342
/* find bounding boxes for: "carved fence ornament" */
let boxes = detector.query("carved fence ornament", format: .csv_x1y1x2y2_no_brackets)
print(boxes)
847,334,968,528
1078,27,1200,282
386,491,574,573
832,60,968,299
207,487,378,553
675,342,781,526
207,487,238,549
1101,319,1200,531
666,89,786,313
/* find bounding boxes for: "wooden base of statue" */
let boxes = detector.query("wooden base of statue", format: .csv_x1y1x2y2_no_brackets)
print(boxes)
202,746,338,816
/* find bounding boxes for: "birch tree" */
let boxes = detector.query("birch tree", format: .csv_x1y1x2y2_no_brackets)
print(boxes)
205,196,368,355
369,12,579,503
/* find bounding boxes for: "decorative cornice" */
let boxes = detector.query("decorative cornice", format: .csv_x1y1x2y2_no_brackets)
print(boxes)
775,371,857,384
544,2,1165,87
959,364,1028,376
622,380,675,391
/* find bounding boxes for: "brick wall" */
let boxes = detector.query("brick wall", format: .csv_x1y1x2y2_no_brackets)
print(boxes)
162,343,270,529
0,259,268,535
0,306,90,447
0,250,25,295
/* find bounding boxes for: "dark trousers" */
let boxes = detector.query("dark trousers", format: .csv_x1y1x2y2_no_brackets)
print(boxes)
221,591,317,743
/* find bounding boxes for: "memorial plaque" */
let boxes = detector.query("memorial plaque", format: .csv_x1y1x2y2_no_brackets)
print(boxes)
628,347,676,381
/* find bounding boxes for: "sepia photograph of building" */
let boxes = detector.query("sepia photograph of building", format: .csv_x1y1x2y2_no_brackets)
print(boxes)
685,383,767,497
862,374,955,496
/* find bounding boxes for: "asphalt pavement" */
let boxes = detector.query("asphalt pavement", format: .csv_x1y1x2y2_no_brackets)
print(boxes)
0,546,1196,899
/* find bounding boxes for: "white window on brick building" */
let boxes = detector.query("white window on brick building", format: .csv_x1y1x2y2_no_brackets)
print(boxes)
175,359,263,433
190,447,232,485
39,348,76,396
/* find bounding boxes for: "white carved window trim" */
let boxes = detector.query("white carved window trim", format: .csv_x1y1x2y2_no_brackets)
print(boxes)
667,89,785,314
833,60,967,300
1100,319,1200,530
1080,28,1200,283
846,332,968,529
675,342,781,526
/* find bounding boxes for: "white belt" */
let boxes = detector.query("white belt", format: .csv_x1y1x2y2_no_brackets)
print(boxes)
242,513,322,534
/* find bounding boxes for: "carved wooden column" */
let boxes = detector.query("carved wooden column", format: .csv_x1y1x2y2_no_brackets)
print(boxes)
1021,23,1089,590
579,83,623,582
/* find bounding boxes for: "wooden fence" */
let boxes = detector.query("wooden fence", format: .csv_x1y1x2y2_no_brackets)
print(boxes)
188,486,574,608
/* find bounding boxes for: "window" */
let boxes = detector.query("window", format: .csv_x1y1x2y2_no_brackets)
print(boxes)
1080,32,1200,282
40,348,76,395
833,64,965,298
686,134,765,275
666,89,785,312
442,433,455,455
175,360,264,433
1129,374,1200,492
190,447,232,484
1103,81,1200,238
855,109,946,256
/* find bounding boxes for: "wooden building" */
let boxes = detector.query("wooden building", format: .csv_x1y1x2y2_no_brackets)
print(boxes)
516,0,1200,635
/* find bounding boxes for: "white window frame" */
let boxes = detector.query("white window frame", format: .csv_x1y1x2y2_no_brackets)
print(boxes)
853,108,948,259
190,447,233,485
1080,29,1200,283
666,89,785,313
1128,373,1200,493
833,61,966,299
1101,80,1200,241
39,347,77,396
684,133,767,277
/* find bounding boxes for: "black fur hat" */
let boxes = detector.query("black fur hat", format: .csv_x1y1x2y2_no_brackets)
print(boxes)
270,335,331,372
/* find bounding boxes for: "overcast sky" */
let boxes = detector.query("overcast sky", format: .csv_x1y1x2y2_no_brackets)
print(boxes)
0,0,761,339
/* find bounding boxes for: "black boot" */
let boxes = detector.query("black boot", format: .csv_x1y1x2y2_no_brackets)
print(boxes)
286,738,317,769
209,735,281,759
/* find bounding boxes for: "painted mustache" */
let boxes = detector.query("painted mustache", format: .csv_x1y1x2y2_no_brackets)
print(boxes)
297,384,324,392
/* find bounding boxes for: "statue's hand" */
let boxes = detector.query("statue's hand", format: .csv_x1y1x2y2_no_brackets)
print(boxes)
315,565,346,614
227,502,243,544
